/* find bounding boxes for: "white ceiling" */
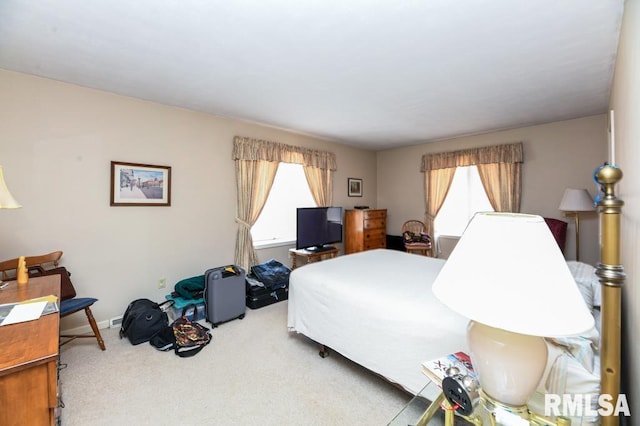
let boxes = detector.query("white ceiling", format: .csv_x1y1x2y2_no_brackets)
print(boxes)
0,1,624,150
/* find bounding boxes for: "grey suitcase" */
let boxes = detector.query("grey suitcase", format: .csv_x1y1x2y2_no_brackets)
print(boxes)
204,265,246,327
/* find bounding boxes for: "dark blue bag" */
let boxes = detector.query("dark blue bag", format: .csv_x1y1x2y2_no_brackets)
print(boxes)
250,259,291,290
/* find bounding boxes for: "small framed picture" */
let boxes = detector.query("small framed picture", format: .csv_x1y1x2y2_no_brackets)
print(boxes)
348,178,363,197
110,161,171,206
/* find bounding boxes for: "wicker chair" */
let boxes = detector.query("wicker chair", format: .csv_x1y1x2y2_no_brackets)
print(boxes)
401,220,432,256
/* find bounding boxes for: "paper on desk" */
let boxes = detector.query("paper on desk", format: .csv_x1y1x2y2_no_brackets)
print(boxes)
0,301,47,326
19,294,58,304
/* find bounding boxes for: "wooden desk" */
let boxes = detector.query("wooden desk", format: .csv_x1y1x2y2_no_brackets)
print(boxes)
289,247,339,269
0,275,61,426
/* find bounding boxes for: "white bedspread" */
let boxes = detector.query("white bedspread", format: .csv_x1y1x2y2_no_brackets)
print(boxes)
287,249,468,395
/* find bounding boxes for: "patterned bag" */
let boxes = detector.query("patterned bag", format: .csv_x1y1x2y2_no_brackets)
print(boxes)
403,230,431,245
171,305,212,357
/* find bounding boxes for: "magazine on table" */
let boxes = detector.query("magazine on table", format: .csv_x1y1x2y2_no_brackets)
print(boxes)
421,351,477,386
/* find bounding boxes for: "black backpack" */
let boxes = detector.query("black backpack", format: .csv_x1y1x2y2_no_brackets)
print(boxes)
120,298,172,345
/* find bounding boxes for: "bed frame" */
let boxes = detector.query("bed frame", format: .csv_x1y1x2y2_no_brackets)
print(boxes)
594,165,625,426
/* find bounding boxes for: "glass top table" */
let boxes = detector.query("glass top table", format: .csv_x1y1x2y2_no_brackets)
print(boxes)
388,379,474,426
388,377,577,426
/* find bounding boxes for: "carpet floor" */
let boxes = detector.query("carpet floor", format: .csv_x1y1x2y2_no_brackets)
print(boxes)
58,300,410,425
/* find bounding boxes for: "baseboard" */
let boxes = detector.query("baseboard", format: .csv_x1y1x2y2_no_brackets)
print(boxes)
61,319,111,335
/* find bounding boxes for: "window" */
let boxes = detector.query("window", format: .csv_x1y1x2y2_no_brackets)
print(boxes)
251,163,317,247
434,166,494,237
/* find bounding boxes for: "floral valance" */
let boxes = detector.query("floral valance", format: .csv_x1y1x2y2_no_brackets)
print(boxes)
420,142,523,172
233,136,337,171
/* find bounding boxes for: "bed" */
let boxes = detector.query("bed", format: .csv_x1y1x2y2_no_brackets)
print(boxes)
287,249,601,422
287,248,468,395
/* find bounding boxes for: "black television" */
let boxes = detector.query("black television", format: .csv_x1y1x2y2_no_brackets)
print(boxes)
296,207,343,251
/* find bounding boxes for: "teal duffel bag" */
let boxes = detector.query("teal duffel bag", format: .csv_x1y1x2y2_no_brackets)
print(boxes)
173,275,205,299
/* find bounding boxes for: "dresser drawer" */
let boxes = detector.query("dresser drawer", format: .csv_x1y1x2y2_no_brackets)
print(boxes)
364,218,386,230
364,229,386,241
364,210,386,220
364,238,386,250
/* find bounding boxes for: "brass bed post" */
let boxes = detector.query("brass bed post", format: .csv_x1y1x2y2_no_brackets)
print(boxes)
594,164,625,426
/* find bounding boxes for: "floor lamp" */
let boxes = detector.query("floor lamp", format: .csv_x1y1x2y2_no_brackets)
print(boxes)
559,188,595,261
0,166,21,209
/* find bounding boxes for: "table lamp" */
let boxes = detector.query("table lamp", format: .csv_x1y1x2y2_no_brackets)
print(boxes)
0,166,21,209
558,188,595,261
432,212,594,423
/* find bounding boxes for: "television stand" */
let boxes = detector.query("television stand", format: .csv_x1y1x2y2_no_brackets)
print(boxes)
306,245,336,253
289,247,339,269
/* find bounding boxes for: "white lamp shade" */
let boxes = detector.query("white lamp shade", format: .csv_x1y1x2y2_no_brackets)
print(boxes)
0,166,21,209
432,212,594,337
558,188,595,212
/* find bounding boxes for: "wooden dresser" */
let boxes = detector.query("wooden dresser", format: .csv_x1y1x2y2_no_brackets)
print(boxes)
0,275,61,426
344,209,387,254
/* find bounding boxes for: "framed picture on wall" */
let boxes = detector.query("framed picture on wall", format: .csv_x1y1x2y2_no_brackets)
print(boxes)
348,178,363,197
110,161,171,206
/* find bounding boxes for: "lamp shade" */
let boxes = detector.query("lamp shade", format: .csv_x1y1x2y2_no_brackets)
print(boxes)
558,188,595,212
0,166,21,209
432,212,594,337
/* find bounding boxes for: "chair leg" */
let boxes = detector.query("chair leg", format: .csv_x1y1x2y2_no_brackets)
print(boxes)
84,306,106,350
406,247,432,256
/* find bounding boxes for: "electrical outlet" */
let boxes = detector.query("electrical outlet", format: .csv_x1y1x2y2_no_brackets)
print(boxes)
158,278,167,289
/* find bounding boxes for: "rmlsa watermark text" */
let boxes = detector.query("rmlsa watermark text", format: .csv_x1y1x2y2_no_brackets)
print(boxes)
544,394,631,417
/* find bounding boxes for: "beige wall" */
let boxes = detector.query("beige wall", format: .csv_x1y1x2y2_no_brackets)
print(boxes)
377,115,607,266
610,0,639,419
0,69,378,331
